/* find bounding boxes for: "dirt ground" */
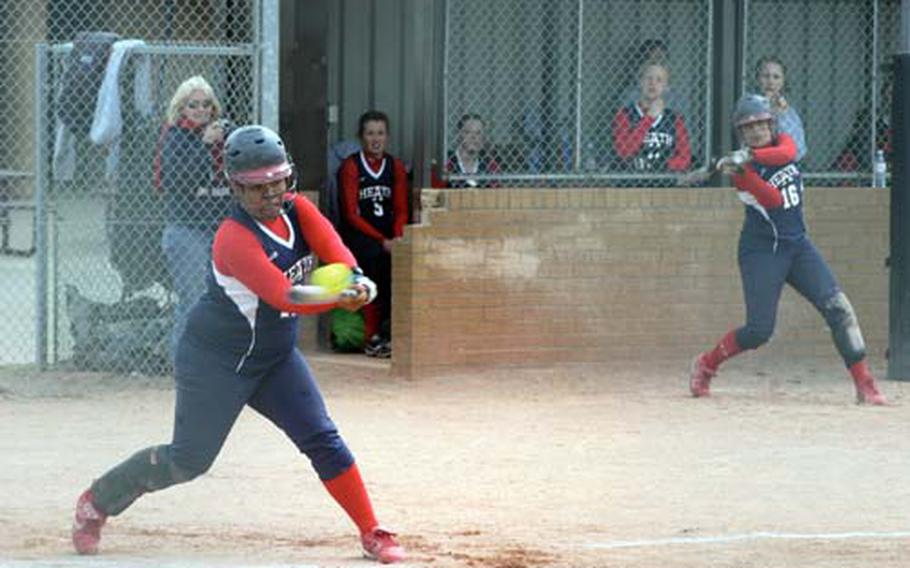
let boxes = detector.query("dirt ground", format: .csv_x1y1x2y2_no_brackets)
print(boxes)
0,353,908,568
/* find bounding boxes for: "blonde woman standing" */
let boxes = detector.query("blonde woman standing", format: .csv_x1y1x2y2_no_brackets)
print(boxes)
153,76,232,363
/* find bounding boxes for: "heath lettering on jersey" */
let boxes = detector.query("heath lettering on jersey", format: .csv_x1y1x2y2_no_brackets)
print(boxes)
768,164,800,189
284,254,316,285
633,130,676,171
359,184,392,200
643,131,674,148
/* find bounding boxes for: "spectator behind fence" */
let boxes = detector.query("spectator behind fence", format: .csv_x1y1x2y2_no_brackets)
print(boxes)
754,56,806,161
154,76,232,363
612,60,692,173
338,110,409,358
621,39,689,121
833,70,892,179
431,113,500,188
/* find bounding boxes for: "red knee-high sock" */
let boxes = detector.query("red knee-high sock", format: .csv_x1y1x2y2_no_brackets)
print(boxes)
848,359,873,381
322,463,378,535
362,303,380,341
703,330,743,370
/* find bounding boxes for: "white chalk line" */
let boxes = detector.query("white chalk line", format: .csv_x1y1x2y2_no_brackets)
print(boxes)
4,531,909,565
0,561,318,568
581,530,910,550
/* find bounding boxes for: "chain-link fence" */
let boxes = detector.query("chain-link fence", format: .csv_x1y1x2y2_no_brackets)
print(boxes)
743,0,899,186
442,0,900,188
0,1,262,375
1,0,902,372
443,0,712,187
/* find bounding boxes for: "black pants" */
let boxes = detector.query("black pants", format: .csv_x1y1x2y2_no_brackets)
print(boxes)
356,249,392,339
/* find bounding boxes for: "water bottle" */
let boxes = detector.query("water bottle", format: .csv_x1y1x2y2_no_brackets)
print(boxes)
873,149,887,188
584,143,598,172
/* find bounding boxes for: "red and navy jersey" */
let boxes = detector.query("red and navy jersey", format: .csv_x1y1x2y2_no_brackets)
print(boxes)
338,150,409,256
183,194,355,374
442,151,501,188
732,134,806,245
612,104,692,172
349,151,395,238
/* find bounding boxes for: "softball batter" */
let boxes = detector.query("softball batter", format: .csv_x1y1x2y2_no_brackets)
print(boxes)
690,95,888,405
71,125,406,563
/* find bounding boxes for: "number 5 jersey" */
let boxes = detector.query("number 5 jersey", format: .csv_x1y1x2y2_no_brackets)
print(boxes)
337,150,409,258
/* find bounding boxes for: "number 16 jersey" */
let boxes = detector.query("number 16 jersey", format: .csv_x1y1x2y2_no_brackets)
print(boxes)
738,159,807,244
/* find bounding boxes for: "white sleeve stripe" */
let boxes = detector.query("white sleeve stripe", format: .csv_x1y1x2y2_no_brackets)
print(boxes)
737,190,770,220
737,191,779,248
212,262,258,358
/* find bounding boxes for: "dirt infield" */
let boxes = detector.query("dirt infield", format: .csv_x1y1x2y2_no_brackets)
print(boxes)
1,353,908,568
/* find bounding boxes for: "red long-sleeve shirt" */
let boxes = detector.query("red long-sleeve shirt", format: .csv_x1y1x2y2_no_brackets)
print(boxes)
212,193,356,315
729,133,799,209
612,105,692,172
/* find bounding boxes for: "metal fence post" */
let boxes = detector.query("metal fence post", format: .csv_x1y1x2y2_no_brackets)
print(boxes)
887,1,910,381
33,43,49,369
259,0,280,131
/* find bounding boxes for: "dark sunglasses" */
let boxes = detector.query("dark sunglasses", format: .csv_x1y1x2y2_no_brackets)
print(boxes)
186,99,213,110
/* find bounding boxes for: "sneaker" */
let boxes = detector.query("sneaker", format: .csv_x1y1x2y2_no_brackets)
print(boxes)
361,527,406,564
72,489,107,555
854,373,889,406
374,340,391,359
689,353,716,398
364,335,391,359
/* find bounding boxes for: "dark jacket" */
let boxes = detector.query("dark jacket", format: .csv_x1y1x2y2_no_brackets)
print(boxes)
160,123,230,231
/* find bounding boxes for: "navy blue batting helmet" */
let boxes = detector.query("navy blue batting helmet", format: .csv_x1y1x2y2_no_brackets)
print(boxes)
224,125,293,185
732,94,775,128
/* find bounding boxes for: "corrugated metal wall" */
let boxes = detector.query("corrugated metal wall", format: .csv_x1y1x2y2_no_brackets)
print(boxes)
290,0,895,190
325,0,443,187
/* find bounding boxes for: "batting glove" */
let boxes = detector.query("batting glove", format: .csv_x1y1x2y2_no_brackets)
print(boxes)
729,147,753,165
351,267,378,304
717,148,752,175
716,156,739,175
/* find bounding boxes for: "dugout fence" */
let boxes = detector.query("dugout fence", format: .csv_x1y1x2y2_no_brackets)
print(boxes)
0,0,273,374
0,0,901,375
441,0,900,188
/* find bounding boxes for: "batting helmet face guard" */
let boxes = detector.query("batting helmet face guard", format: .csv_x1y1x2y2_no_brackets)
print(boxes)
224,125,294,186
732,94,775,129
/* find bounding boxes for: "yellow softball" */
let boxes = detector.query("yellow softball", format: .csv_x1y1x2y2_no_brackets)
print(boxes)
309,263,353,296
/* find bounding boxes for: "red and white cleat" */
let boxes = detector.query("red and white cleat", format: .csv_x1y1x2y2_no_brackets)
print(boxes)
361,527,406,564
854,374,889,406
689,353,716,398
72,489,107,555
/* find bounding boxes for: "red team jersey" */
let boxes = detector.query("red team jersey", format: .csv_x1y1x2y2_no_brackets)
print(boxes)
338,151,408,254
183,194,355,373
612,104,692,172
731,133,803,243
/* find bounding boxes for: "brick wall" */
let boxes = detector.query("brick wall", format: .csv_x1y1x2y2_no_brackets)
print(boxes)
391,187,889,378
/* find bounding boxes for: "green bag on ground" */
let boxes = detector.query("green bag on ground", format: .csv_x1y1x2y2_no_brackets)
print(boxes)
330,308,365,352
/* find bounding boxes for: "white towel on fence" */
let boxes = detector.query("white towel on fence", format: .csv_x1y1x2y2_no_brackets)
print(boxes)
53,39,155,181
